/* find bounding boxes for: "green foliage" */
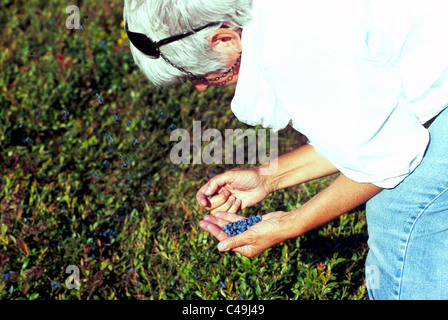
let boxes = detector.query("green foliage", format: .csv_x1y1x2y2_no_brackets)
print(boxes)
0,0,369,300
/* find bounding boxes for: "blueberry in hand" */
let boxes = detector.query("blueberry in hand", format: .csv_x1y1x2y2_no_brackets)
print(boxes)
207,192,219,199
222,215,262,236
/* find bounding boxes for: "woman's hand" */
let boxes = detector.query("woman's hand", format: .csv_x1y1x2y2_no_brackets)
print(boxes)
199,210,290,258
196,168,271,215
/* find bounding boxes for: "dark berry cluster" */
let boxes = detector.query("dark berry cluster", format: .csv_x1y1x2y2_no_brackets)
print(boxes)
223,215,262,236
96,92,102,105
51,280,62,289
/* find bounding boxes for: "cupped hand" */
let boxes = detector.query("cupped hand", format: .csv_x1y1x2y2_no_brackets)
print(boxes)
196,168,271,215
198,210,290,258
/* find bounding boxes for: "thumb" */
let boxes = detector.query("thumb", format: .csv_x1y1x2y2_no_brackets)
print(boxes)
217,232,248,252
206,172,234,196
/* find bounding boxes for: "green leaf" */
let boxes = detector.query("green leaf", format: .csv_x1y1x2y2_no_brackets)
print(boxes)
22,282,30,295
1,223,7,235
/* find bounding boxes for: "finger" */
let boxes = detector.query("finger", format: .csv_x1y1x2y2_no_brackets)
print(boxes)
205,173,234,197
207,190,231,210
210,195,236,215
202,215,226,228
200,216,256,257
196,186,209,207
202,214,239,228
196,180,224,206
227,198,241,215
213,210,245,223
197,187,228,209
199,219,230,242
196,170,235,208
217,230,253,252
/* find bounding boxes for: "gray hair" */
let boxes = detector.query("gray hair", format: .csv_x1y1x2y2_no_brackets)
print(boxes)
123,0,253,86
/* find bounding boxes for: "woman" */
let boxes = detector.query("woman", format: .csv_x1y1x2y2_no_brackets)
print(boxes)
123,0,448,299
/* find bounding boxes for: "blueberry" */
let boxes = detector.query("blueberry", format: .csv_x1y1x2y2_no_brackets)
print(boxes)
96,93,102,104
222,215,262,236
51,280,61,289
23,137,32,145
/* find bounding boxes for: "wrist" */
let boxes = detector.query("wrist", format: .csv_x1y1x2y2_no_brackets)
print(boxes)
270,209,304,243
254,165,278,194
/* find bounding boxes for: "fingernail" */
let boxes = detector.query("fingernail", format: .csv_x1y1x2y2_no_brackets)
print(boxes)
218,242,228,251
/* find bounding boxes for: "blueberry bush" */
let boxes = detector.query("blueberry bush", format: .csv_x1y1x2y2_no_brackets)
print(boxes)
0,0,369,300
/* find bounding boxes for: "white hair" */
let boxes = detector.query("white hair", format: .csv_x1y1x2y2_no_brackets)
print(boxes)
123,0,253,86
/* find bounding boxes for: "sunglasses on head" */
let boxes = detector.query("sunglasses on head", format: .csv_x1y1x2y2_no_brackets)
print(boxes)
124,21,240,82
125,21,223,59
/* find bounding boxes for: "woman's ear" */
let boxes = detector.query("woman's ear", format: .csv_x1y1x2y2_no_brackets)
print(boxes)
208,28,242,55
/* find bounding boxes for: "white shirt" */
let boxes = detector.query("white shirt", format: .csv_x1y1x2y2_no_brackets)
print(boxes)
231,0,448,188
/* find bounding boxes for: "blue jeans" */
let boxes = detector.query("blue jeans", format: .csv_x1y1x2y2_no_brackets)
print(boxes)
365,106,448,300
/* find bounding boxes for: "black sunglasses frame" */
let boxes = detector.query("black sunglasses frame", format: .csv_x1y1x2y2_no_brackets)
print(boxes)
125,21,222,59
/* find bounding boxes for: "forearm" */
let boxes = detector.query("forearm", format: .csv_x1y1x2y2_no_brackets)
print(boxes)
257,144,339,193
212,173,383,257
281,174,383,239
